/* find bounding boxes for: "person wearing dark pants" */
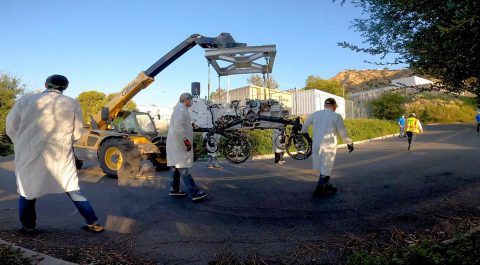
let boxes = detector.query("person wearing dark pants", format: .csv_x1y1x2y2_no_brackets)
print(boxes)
6,75,103,234
19,191,99,232
166,93,207,201
405,113,424,151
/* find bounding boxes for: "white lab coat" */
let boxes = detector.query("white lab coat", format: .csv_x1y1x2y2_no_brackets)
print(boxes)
6,90,83,199
272,129,285,153
301,109,351,176
166,103,194,168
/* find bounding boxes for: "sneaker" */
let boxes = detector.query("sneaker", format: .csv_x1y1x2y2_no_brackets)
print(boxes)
83,223,104,233
169,190,188,196
192,191,208,201
278,160,286,165
208,164,223,169
313,185,337,197
212,163,223,169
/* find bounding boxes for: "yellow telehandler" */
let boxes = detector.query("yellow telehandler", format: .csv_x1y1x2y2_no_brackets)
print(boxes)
73,33,247,178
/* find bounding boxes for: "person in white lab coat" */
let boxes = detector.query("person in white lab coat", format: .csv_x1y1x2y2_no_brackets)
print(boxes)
272,128,286,165
301,98,354,196
167,93,207,201
6,75,103,233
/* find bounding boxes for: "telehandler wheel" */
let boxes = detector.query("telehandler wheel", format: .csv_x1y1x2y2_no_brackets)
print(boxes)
149,140,168,171
98,138,140,179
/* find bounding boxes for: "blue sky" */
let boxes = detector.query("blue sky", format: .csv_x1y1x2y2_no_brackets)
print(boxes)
1,0,403,107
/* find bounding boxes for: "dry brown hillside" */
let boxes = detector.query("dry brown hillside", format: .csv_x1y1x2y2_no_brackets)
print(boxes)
331,69,412,94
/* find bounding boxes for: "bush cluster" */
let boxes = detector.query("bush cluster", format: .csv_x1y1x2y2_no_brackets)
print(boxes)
193,119,398,157
405,97,477,123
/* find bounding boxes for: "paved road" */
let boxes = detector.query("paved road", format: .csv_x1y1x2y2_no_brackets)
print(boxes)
1,124,479,264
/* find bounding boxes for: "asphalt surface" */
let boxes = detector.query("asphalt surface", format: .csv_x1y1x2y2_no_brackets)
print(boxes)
1,124,479,264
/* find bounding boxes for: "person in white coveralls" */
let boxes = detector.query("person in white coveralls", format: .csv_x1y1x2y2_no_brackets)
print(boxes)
6,75,103,234
301,98,354,196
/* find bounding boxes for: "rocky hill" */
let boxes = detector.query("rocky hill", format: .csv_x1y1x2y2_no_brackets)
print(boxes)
331,69,412,94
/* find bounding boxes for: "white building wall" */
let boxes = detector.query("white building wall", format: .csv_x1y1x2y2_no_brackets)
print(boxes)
136,104,173,133
291,90,346,118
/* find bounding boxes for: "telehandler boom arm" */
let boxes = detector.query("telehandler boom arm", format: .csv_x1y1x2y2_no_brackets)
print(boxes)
94,33,245,129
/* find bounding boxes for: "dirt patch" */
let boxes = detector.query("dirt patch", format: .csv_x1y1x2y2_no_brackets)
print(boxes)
0,230,154,265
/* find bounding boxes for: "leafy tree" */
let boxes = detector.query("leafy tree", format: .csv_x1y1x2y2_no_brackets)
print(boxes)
77,91,107,123
247,74,279,89
370,92,405,120
0,73,25,141
209,88,227,102
104,93,137,111
76,91,137,123
304,75,344,96
338,0,480,99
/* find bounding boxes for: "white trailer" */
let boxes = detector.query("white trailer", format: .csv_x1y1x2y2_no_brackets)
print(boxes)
291,90,346,119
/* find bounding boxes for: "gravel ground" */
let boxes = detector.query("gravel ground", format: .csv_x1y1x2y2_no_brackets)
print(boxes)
0,230,154,265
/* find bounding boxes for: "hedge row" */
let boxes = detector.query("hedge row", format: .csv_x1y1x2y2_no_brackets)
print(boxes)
194,118,398,157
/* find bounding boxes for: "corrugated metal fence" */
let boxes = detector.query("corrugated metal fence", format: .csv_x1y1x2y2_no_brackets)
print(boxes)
345,100,372,119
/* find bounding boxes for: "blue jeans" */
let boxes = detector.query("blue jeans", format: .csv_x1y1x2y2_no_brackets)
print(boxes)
19,190,98,229
169,167,200,196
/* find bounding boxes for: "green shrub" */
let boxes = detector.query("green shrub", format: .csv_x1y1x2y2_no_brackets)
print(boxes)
405,96,477,123
0,142,14,156
192,119,398,157
343,119,398,143
370,92,406,120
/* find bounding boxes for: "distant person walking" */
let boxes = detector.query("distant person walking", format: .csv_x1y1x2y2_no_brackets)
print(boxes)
405,113,424,151
301,98,354,196
475,112,480,134
398,115,406,137
6,75,104,234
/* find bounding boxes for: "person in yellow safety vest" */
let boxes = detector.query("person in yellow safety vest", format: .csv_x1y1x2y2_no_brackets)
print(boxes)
405,113,424,151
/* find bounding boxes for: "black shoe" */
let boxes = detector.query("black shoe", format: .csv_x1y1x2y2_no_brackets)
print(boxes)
19,227,38,236
192,191,208,201
313,185,337,197
169,190,188,197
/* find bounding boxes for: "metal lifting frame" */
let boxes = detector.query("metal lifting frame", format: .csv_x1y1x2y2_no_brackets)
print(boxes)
204,45,277,76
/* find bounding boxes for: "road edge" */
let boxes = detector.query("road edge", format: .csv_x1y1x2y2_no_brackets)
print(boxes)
0,238,77,265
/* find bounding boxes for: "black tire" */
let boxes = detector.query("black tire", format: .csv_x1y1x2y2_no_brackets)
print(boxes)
149,139,168,171
286,134,312,160
75,158,84,170
98,138,140,179
223,137,251,164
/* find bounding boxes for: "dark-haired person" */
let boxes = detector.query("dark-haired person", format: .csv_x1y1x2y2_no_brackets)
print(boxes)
6,75,103,234
301,98,354,196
